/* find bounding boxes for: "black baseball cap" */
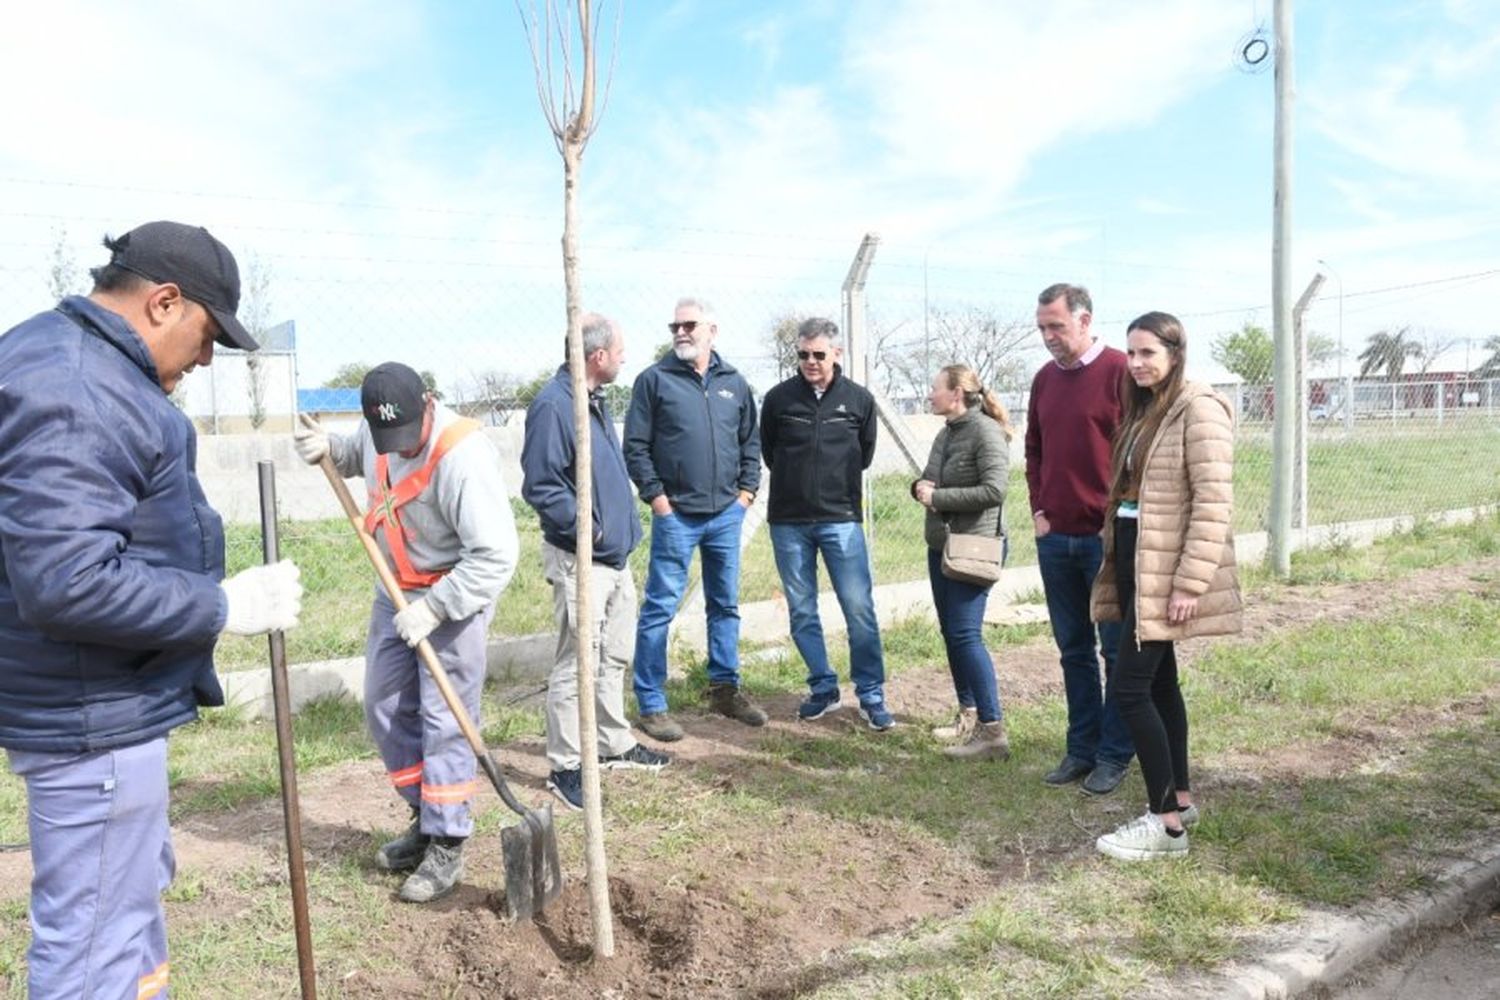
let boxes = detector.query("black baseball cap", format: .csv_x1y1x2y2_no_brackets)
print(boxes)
107,221,259,351
361,362,428,454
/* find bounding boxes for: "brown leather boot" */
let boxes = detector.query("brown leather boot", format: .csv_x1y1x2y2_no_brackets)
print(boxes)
931,706,978,742
942,720,1010,761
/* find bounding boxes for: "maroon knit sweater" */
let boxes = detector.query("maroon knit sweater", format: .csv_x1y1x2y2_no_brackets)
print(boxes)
1024,346,1127,536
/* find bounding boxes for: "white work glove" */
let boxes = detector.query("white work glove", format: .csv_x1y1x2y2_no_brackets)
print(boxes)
393,596,443,648
220,561,303,636
294,413,329,465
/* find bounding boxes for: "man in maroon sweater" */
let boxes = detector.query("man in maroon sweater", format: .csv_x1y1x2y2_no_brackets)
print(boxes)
1027,283,1135,796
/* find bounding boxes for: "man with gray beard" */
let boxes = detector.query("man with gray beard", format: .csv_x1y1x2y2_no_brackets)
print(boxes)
623,297,766,739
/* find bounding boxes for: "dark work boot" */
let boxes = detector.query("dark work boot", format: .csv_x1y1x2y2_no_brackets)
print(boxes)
707,683,768,727
398,839,465,903
375,807,429,873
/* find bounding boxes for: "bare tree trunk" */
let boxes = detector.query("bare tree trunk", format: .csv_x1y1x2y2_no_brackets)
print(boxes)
516,0,615,955
561,0,612,955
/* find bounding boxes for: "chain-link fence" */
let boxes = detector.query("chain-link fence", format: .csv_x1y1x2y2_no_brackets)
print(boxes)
5,225,1497,673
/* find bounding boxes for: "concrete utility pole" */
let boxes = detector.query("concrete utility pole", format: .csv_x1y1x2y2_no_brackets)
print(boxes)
1268,0,1296,577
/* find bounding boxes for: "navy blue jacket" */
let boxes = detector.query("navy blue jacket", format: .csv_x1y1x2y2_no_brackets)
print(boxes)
0,297,229,753
760,366,877,524
622,351,761,515
521,367,642,569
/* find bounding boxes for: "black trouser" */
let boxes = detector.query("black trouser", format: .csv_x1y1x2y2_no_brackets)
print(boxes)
1108,517,1190,816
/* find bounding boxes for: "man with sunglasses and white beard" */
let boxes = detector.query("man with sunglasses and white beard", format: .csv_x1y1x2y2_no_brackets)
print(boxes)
624,297,766,740
759,318,891,729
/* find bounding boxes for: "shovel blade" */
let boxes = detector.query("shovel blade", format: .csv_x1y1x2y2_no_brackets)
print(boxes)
498,803,562,922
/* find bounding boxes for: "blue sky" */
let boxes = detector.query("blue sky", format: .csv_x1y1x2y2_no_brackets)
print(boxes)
1,0,1496,392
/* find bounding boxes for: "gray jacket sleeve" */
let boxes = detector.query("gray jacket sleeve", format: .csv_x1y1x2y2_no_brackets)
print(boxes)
423,434,519,622
328,422,370,479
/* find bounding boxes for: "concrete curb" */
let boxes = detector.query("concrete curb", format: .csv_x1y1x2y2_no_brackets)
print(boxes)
1196,840,1500,998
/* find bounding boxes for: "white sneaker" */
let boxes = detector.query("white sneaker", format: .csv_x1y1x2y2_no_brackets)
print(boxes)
1179,803,1199,828
1096,811,1188,861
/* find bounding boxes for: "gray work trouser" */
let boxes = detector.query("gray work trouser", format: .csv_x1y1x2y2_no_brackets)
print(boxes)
8,737,173,999
365,588,491,838
541,541,637,772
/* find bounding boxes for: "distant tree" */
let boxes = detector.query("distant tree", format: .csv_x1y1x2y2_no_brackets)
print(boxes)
877,307,1031,402
764,313,805,381
1357,327,1422,379
324,362,440,397
450,368,552,425
1412,328,1459,374
240,255,273,430
1472,335,1500,378
1212,323,1274,382
47,230,87,302
1307,333,1339,370
653,340,674,362
324,363,372,388
601,381,632,416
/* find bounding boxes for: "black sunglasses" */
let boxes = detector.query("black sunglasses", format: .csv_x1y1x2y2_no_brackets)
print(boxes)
797,350,828,361
668,320,702,334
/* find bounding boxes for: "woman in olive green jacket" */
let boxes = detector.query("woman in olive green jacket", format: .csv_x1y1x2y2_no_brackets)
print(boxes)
912,365,1013,760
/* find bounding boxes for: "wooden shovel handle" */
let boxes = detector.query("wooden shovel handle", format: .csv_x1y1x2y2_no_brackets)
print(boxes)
315,455,529,817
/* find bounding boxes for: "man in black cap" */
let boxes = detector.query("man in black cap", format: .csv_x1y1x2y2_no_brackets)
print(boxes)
295,362,518,903
0,221,304,1000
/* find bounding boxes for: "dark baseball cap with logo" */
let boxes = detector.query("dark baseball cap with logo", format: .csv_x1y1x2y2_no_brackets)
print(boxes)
361,362,429,454
106,220,259,351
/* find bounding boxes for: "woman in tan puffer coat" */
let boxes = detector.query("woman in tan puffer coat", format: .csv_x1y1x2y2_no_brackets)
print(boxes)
1089,311,1241,862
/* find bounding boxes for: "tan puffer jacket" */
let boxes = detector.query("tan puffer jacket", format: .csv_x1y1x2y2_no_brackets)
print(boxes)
1090,381,1242,641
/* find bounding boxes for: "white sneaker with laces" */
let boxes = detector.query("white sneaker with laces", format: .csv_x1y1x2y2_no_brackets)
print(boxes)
1096,811,1189,861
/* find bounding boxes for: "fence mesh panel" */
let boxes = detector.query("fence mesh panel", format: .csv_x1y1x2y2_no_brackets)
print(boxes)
5,228,1497,672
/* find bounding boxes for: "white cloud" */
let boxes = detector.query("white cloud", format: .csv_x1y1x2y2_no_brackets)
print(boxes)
842,0,1244,193
1307,30,1500,191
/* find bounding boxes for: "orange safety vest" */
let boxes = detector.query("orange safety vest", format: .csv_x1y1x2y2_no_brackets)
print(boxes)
364,418,482,590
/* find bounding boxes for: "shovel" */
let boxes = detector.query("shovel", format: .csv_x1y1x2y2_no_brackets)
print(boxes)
315,453,562,921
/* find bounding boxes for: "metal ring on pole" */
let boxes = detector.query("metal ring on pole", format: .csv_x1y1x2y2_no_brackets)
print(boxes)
1236,28,1272,73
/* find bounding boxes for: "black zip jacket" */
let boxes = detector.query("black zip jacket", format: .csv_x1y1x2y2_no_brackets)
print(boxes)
623,351,761,515
760,366,877,524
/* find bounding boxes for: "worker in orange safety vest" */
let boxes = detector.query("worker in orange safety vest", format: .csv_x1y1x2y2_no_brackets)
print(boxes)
295,361,517,903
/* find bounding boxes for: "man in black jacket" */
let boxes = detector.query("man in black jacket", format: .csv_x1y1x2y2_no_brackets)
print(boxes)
624,297,766,739
760,318,891,729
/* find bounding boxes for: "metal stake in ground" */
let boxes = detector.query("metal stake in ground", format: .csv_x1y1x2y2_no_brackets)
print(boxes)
256,461,318,999
315,454,563,921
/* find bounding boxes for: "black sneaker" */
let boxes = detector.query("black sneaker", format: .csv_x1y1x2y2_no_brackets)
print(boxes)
600,744,671,771
547,768,584,811
707,683,768,727
398,840,464,903
374,809,429,872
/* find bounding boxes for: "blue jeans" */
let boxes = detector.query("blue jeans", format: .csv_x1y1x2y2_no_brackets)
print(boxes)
1035,531,1133,767
633,503,747,714
769,521,886,707
927,548,1002,723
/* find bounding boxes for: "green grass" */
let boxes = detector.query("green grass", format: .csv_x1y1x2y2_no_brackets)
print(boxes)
1235,421,1500,532
6,491,1500,995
